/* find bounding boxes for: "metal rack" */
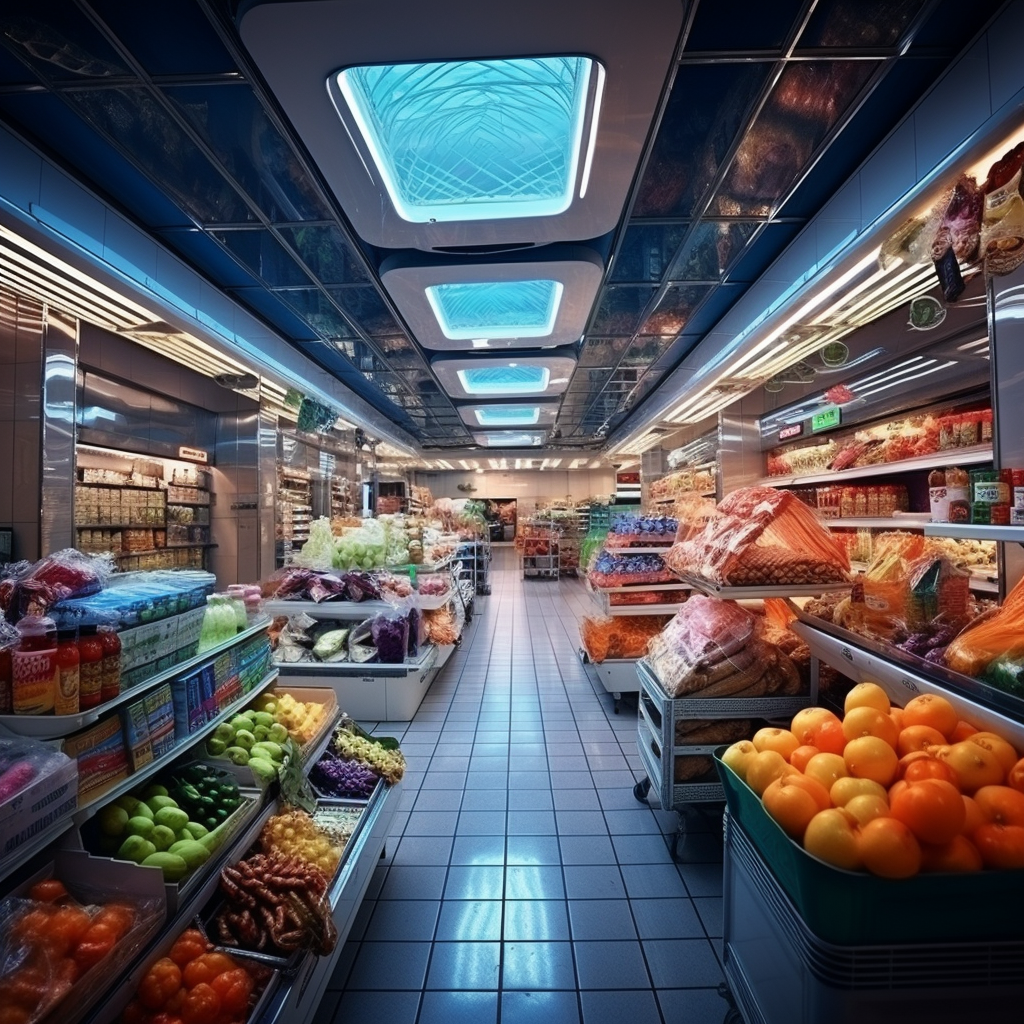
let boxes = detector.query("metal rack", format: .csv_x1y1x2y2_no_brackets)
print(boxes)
520,517,561,580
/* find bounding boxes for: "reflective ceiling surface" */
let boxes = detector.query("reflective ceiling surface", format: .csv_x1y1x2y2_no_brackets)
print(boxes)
0,0,1010,450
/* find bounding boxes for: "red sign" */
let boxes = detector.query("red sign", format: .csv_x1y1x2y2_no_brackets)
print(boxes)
779,424,803,441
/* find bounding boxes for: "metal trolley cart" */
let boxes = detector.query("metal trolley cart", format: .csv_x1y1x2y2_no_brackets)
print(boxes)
632,658,816,858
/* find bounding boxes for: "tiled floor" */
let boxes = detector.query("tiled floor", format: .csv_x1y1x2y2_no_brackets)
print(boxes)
313,552,731,1024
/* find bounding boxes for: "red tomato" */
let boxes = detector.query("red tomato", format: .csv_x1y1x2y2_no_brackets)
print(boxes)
181,983,222,1024
138,957,183,1011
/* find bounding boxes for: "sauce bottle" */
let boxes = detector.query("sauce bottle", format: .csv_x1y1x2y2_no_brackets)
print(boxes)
945,466,971,523
927,468,948,522
55,629,80,716
12,614,58,715
98,625,122,703
78,626,104,710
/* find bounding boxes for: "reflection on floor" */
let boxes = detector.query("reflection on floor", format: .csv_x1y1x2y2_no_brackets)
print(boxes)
313,562,729,1024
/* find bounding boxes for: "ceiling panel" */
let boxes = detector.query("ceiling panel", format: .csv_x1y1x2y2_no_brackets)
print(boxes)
0,0,1007,452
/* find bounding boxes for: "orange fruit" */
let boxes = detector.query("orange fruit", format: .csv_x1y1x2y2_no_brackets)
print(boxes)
830,776,887,807
842,706,898,748
803,808,861,870
950,719,979,742
967,733,1020,774
762,774,831,840
804,752,848,791
843,681,890,715
972,823,1024,869
935,740,1004,792
899,752,960,786
720,740,757,782
896,724,947,757
901,693,958,739
752,727,800,761
1008,756,1024,795
789,744,820,773
844,735,899,787
858,817,922,878
890,778,966,844
745,750,796,796
973,785,1024,827
844,793,890,827
919,834,983,873
962,794,985,836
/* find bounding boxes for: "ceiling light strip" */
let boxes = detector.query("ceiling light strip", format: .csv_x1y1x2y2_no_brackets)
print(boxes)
856,360,958,400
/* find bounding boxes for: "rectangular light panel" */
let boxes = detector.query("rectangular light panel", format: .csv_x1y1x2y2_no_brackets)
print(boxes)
474,405,541,426
480,432,544,446
425,279,563,339
334,56,596,223
457,365,550,395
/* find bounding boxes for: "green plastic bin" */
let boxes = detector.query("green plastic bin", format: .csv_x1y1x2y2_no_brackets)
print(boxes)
714,746,1024,945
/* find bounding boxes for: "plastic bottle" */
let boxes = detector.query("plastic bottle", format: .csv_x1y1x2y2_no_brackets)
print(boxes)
98,625,122,703
12,614,58,715
55,629,81,716
77,626,104,710
215,594,236,643
226,586,248,631
198,595,219,653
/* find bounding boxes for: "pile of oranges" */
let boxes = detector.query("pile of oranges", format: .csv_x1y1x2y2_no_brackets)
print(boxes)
722,683,1024,878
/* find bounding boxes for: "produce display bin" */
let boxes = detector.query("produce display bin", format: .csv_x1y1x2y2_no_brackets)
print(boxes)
714,747,1024,945
722,811,1024,1024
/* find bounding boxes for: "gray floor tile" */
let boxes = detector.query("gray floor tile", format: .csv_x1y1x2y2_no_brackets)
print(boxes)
676,861,725,898
602,809,662,835
506,809,557,835
349,941,431,989
550,771,595,789
464,771,508,790
508,789,554,810
506,835,562,865
505,864,565,900
460,789,508,811
693,896,724,938
573,940,651,989
656,987,732,1023
435,900,503,941
501,990,581,1024
611,834,674,864
507,770,553,789
556,810,609,835
417,990,497,1024
333,990,421,1023
425,941,501,990
457,810,507,835
393,836,454,866
379,865,448,901
642,938,725,988
503,899,570,940
567,899,637,940
619,863,690,900
552,789,601,810
451,835,505,865
558,835,617,865
629,898,704,939
413,789,464,811
502,941,576,990
364,899,440,941
445,865,505,900
562,865,626,900
580,989,661,1024
404,810,460,836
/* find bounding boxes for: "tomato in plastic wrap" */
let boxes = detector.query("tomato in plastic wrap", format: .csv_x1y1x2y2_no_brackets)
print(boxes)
210,968,254,1017
180,982,222,1024
167,929,209,968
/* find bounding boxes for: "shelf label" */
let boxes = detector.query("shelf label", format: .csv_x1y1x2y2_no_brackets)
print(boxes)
898,676,920,694
177,446,209,464
811,406,841,433
779,423,804,441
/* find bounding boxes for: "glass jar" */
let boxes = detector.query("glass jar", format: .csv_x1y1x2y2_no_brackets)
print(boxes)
55,629,80,716
98,625,122,703
77,626,105,710
13,614,58,715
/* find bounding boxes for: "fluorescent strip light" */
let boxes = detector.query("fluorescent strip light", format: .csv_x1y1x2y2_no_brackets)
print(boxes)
590,460,602,469
579,63,606,199
856,360,958,400
458,460,470,470
515,459,523,469
958,338,989,351
850,356,927,390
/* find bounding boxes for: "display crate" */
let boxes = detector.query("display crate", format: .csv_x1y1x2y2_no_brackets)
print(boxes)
716,749,1024,945
722,811,1024,1024
635,659,815,812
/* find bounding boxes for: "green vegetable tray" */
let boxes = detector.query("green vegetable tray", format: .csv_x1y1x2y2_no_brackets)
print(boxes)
714,747,1024,945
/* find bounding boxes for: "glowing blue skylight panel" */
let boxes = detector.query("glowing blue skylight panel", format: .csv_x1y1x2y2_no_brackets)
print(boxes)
334,57,596,223
426,280,563,340
474,406,541,426
483,432,543,446
457,365,550,395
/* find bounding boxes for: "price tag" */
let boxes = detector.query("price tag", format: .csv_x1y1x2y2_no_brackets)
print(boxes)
779,423,803,441
811,407,841,433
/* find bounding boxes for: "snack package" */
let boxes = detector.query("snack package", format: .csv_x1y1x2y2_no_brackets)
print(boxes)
348,618,377,663
1,550,112,622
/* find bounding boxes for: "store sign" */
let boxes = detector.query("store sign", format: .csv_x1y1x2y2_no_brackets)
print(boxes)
779,424,803,441
177,446,209,464
811,407,841,434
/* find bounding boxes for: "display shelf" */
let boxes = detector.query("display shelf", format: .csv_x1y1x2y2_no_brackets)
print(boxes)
601,544,676,554
825,515,931,529
164,500,211,508
923,522,1024,543
790,618,1024,746
278,645,436,678
73,668,280,822
676,573,852,599
760,444,993,488
0,810,78,887
76,482,165,492
589,581,691,594
0,617,273,739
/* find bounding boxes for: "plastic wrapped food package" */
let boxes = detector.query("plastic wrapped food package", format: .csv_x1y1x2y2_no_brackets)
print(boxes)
646,595,802,699
665,486,850,587
423,606,459,646
945,575,1024,679
0,736,73,802
0,876,163,1024
587,550,676,588
371,612,410,664
347,618,377,663
579,615,672,663
311,628,350,662
0,549,113,622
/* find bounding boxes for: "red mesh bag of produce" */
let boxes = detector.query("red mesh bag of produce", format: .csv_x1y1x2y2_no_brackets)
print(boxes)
944,575,1024,677
579,615,672,663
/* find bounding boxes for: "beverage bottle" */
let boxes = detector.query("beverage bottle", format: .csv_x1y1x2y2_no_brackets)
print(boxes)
13,614,58,715
78,626,105,710
98,625,122,702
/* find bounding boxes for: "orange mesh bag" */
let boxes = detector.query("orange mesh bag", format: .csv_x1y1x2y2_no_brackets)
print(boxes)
666,487,850,586
944,575,1024,677
580,615,671,663
851,531,927,640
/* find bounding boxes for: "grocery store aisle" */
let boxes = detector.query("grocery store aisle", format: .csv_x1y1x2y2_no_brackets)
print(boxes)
314,564,729,1024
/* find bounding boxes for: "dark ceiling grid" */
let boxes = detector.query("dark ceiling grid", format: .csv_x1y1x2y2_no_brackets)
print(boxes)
562,0,940,443
0,0,472,442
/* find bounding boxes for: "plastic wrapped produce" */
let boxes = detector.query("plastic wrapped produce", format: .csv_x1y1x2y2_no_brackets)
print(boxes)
371,612,409,664
945,575,1024,678
605,514,679,548
580,615,672,663
312,628,350,662
645,595,801,699
665,486,850,587
0,549,113,622
309,750,378,798
423,606,458,646
587,550,676,588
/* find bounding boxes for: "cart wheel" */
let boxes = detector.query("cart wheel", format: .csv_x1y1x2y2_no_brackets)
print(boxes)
612,691,621,713
578,647,590,665
633,778,651,802
722,1009,744,1024
718,982,743,1024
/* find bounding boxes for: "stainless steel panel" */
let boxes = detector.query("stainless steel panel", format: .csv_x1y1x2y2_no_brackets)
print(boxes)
41,308,77,555
257,407,279,579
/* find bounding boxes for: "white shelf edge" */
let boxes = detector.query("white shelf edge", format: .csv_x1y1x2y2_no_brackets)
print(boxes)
761,444,993,487
923,523,1024,543
825,517,931,529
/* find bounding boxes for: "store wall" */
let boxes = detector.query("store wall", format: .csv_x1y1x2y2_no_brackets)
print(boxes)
0,286,44,561
414,469,615,521
211,411,261,587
